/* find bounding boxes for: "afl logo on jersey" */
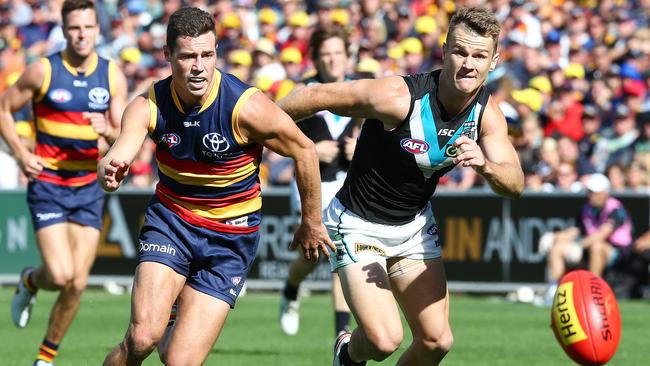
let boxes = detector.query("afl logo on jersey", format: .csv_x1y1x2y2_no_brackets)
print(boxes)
202,133,230,153
88,87,110,109
400,138,430,154
49,89,72,103
160,133,181,148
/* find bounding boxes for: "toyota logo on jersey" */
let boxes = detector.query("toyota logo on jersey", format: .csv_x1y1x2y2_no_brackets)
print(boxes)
202,133,230,153
400,138,430,154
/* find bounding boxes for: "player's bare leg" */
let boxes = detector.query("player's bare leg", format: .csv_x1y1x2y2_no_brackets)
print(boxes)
337,261,403,362
42,223,99,343
390,258,453,365
103,262,185,366
588,241,614,277
332,271,351,333
279,254,317,335
158,285,231,365
548,240,576,282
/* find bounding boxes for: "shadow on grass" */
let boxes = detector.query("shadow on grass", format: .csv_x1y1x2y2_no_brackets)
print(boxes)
210,348,283,356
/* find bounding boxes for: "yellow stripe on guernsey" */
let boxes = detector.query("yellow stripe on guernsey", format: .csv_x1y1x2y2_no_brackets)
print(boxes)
156,158,259,187
42,157,97,171
160,190,262,220
170,70,221,114
34,58,52,103
37,118,99,140
62,51,98,76
147,83,157,133
231,88,259,145
108,60,118,95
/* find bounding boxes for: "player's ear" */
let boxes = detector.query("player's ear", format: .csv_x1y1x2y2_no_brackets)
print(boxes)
163,46,171,62
489,52,499,71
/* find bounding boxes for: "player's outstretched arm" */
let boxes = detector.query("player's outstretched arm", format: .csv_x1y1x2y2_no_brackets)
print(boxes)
238,90,333,261
278,76,411,127
98,95,150,192
0,60,45,178
454,97,524,198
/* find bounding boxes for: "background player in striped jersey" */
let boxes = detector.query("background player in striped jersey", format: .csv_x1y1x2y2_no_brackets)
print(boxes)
280,7,524,366
0,1,127,365
99,7,331,366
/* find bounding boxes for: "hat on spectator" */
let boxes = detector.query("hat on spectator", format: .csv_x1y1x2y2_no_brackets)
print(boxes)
125,0,146,15
229,49,252,66
222,12,241,29
254,38,277,56
274,79,296,101
545,30,561,44
387,45,404,59
280,47,302,64
317,0,337,9
120,47,142,64
254,75,274,92
615,104,631,119
401,37,423,55
511,88,543,112
330,9,349,26
289,11,309,27
622,79,646,97
564,62,585,79
529,76,552,94
585,173,610,193
582,104,599,118
356,58,380,74
415,16,437,35
258,8,277,25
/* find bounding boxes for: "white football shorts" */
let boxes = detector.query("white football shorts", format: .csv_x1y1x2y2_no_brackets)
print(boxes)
324,197,442,271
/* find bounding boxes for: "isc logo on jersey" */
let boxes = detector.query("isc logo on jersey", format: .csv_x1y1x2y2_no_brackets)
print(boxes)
400,138,429,154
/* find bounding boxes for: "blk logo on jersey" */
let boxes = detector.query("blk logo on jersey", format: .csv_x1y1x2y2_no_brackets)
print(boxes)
160,133,181,148
400,138,430,154
49,89,72,103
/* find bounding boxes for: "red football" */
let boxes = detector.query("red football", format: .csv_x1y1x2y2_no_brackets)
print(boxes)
550,270,621,365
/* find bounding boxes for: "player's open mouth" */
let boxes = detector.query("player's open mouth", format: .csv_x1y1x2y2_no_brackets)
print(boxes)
188,77,206,87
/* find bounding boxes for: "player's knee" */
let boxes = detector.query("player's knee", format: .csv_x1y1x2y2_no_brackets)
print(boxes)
419,327,454,355
48,268,74,289
126,325,160,357
70,275,89,293
366,327,403,360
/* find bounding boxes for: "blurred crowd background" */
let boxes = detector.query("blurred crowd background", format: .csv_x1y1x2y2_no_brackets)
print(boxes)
0,0,648,193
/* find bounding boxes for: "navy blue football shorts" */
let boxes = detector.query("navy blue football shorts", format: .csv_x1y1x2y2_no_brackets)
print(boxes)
138,196,260,308
27,179,105,231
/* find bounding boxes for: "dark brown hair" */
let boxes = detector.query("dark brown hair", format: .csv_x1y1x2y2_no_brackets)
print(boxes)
308,26,349,62
448,7,501,51
167,7,216,54
61,0,96,27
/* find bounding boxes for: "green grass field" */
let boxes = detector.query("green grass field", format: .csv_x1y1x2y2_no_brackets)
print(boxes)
1,288,648,365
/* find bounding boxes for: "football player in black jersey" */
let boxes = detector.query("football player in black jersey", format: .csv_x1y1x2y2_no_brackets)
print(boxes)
280,7,523,366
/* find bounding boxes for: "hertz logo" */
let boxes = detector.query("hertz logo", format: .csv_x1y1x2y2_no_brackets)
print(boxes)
553,282,587,346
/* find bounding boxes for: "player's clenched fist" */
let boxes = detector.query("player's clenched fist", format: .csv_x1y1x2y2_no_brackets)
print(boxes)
452,136,486,171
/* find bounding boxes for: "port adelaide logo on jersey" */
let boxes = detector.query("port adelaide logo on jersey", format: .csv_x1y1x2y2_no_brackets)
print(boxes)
400,138,430,154
88,87,110,109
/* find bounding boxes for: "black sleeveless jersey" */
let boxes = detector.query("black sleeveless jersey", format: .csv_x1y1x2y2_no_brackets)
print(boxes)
336,70,490,224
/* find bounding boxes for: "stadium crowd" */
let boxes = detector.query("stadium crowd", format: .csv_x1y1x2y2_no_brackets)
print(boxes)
0,0,648,192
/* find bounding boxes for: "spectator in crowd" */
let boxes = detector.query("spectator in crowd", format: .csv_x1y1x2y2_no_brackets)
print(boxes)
539,173,634,305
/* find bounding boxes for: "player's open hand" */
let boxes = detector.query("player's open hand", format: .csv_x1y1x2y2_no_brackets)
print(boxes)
84,112,112,138
17,152,44,179
100,158,130,192
452,136,486,171
290,221,335,262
